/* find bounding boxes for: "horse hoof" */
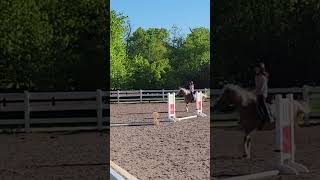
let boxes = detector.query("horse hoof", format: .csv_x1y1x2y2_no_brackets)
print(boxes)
242,154,251,159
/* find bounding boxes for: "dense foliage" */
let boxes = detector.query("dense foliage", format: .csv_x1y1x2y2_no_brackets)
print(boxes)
111,10,210,90
213,0,320,88
0,0,107,91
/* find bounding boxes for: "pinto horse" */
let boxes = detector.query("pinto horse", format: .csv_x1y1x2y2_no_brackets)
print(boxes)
213,84,309,159
177,87,203,112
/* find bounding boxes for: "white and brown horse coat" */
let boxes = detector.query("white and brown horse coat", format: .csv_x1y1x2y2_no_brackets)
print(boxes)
214,84,310,159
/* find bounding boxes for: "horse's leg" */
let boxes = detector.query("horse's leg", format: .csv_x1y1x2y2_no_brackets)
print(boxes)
243,133,251,159
186,103,189,112
247,134,251,159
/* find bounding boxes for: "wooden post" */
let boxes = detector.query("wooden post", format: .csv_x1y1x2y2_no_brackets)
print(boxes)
96,89,103,130
162,89,165,102
140,89,143,103
302,85,310,125
117,90,120,104
24,91,30,133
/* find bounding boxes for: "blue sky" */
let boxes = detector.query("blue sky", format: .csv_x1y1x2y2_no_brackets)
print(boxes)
111,0,210,36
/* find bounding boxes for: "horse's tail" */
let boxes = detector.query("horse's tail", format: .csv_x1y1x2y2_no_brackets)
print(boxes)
294,100,310,114
202,92,208,99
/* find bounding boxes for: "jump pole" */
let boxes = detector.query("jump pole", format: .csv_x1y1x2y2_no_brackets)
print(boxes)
196,91,207,117
216,94,308,180
167,91,206,122
168,92,177,122
110,161,139,180
221,170,280,180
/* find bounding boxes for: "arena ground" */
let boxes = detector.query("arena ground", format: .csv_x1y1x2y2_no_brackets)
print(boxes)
212,126,320,180
0,131,108,179
110,101,210,180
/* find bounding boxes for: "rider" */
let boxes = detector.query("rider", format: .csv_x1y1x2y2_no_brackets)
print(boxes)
188,81,196,101
255,62,270,130
189,81,195,93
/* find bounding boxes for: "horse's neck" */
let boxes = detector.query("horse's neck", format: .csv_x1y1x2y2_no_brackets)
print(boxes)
183,89,190,95
236,100,255,111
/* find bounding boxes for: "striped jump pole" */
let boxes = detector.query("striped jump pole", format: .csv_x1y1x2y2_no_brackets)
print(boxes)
167,91,206,122
196,91,207,117
275,94,309,175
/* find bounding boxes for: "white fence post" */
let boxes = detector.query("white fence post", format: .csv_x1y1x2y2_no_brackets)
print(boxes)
140,89,143,103
96,89,103,130
275,94,281,150
117,90,120,104
162,89,165,102
204,88,208,100
24,91,30,132
302,85,310,125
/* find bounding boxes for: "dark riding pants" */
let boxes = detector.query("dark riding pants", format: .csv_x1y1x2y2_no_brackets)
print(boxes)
257,95,270,123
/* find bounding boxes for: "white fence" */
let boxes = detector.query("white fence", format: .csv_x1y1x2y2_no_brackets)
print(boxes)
0,90,108,132
110,88,210,103
0,88,209,132
2,86,320,132
212,86,320,125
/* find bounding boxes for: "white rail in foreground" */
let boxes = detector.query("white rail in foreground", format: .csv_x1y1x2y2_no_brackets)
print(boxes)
221,170,279,180
110,161,139,180
110,168,125,180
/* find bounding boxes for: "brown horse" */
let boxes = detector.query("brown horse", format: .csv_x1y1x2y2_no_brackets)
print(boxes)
213,84,309,159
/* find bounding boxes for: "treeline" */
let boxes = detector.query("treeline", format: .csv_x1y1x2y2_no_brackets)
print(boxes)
213,0,320,88
111,10,210,90
0,0,107,92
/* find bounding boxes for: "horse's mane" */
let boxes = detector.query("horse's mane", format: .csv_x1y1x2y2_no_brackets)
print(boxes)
179,87,190,93
223,84,256,106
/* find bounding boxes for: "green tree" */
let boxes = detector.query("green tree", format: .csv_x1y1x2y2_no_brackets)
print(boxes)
126,27,171,89
110,10,128,89
0,0,107,91
168,27,210,87
0,0,54,89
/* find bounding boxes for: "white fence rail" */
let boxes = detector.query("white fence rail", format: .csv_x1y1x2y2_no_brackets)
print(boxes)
2,86,320,131
110,88,210,103
0,90,108,132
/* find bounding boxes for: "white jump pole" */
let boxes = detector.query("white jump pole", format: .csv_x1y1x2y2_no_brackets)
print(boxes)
196,91,207,117
222,170,280,180
168,92,176,122
275,94,309,175
167,91,206,122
